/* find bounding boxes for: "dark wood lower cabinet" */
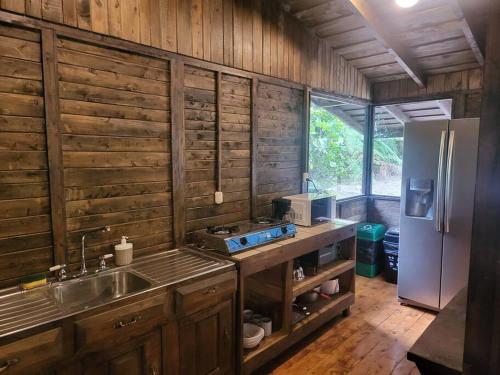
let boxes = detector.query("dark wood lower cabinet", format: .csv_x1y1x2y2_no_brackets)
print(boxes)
84,329,162,375
178,300,234,375
57,329,162,375
54,298,235,375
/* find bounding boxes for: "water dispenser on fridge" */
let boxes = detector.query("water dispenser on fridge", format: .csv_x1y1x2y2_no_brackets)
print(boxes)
405,178,434,219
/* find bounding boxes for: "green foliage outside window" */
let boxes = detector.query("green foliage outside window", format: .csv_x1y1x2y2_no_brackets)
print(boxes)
308,103,404,198
372,129,404,196
308,104,364,199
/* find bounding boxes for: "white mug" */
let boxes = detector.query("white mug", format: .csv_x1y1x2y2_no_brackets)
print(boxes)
259,317,272,336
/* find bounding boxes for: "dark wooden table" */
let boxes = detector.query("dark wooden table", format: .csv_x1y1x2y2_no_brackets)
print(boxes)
407,287,467,375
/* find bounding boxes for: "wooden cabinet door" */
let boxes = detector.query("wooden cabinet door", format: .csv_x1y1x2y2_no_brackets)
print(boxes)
179,300,233,375
80,329,162,375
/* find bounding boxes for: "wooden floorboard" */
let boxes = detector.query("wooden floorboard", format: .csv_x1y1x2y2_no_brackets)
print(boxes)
257,275,436,374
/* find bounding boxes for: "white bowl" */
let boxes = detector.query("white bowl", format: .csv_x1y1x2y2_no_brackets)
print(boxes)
243,323,265,349
320,279,339,295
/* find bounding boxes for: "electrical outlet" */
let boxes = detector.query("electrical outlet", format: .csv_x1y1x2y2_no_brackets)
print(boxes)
303,172,309,183
215,191,223,204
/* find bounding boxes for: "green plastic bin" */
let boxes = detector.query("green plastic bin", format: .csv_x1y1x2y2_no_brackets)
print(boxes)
356,223,387,242
356,261,381,278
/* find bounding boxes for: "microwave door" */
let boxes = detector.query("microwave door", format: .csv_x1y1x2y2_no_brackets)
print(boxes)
311,198,333,225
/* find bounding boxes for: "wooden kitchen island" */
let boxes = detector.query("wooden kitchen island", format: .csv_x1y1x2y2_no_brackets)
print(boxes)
200,219,357,374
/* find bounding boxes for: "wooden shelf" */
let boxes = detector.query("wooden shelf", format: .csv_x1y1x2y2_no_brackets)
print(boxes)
243,293,353,363
292,291,354,331
292,259,355,297
237,223,357,374
243,329,287,364
242,292,355,374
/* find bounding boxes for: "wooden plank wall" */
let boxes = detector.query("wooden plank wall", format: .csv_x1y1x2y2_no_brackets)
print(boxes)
255,82,303,217
373,68,483,118
0,11,371,284
0,0,371,99
57,37,174,269
0,24,54,283
367,198,400,228
338,198,368,223
184,66,251,234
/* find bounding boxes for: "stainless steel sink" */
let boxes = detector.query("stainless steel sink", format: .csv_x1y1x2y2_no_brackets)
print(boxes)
47,271,152,309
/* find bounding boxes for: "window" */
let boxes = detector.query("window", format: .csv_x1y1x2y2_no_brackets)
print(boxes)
307,95,367,200
371,106,404,197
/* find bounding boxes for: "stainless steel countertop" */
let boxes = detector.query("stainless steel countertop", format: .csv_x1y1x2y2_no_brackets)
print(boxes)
0,248,233,338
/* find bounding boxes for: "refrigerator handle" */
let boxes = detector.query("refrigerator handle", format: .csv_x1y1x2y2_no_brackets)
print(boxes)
436,130,446,233
444,130,455,233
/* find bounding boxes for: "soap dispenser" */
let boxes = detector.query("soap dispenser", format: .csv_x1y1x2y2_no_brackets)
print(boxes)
115,236,133,266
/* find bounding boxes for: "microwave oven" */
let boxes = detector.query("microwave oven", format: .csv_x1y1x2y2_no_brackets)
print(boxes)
276,193,336,226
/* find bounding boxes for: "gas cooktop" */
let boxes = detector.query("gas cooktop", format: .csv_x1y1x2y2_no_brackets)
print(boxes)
193,218,297,255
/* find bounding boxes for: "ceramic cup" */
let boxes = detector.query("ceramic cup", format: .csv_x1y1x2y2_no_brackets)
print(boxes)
259,317,272,336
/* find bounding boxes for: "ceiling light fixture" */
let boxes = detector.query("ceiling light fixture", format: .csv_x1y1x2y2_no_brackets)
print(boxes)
395,0,419,8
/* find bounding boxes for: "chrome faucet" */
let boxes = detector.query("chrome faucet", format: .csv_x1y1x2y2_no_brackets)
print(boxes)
80,226,111,276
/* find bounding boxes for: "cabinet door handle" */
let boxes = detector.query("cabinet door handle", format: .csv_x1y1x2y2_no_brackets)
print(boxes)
224,328,230,343
114,315,141,329
203,287,218,295
0,358,19,373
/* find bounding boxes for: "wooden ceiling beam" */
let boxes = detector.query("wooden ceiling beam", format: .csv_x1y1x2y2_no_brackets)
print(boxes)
436,99,452,118
335,39,379,55
326,106,365,132
291,2,331,20
446,0,486,66
383,105,411,125
346,0,426,88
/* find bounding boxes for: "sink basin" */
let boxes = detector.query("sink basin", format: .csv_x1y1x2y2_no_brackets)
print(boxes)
47,271,152,309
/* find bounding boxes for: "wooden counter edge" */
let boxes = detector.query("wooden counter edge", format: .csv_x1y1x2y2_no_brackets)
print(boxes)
407,287,467,375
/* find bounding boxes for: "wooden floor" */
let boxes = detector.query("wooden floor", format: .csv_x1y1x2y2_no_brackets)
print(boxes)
259,275,436,374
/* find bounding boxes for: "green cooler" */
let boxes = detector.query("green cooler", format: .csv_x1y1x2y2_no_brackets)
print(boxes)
356,223,387,278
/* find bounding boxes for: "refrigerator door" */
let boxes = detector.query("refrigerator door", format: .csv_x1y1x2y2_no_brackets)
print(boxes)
398,120,449,310
440,118,480,308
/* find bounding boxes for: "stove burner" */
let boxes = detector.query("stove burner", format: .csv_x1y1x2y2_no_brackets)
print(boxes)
195,220,297,254
206,225,239,235
252,217,275,225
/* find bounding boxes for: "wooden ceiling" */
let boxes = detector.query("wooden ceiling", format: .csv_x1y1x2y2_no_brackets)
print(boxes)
280,0,488,86
311,94,368,132
312,94,452,138
374,99,452,137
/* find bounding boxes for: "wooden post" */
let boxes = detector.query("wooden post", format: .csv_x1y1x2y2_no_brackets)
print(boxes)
216,71,223,194
464,0,500,373
301,86,311,193
251,77,258,219
41,28,67,266
283,260,293,332
171,59,186,247
363,104,374,196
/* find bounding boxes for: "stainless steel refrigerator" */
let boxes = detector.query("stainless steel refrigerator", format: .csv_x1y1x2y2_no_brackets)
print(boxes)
398,118,480,311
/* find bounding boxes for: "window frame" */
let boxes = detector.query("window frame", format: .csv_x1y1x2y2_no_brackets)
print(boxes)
369,104,406,199
304,90,371,202
368,96,454,199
